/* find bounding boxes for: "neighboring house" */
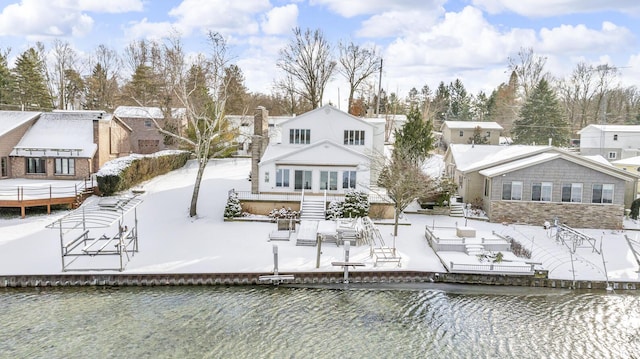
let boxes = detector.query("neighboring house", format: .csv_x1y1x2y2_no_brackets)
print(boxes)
612,156,640,194
9,111,131,180
254,105,385,194
225,113,293,156
440,121,503,147
0,111,41,178
114,106,186,154
578,124,640,161
444,144,640,229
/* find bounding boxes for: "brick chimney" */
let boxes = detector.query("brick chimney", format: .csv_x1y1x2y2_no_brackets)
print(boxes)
251,106,269,193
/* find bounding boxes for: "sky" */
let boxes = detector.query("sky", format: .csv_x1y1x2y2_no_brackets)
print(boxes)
1,0,640,109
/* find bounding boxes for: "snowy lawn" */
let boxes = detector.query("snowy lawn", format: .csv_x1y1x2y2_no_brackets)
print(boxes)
0,158,638,282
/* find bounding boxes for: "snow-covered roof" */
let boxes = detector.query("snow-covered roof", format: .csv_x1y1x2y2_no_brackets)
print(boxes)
260,139,369,166
582,155,613,166
578,124,640,133
479,153,560,177
279,104,375,129
10,112,97,158
114,106,186,119
612,156,640,166
441,121,503,131
0,111,40,136
449,144,551,173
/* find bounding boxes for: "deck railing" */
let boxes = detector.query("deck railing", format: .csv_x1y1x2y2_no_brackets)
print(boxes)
233,190,392,204
0,178,94,202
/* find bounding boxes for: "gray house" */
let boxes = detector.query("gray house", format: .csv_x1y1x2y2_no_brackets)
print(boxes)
444,144,640,229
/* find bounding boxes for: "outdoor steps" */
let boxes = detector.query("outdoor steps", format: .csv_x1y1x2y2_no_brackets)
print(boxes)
300,198,325,221
296,220,319,246
449,203,465,217
465,244,484,256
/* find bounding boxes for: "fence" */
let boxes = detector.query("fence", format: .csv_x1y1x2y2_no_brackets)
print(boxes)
232,190,392,204
0,179,93,202
449,262,535,275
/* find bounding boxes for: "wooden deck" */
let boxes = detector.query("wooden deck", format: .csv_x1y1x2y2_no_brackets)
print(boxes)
0,179,94,218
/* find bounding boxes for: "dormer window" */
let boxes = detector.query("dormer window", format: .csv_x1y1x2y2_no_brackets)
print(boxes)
289,129,310,144
344,130,365,145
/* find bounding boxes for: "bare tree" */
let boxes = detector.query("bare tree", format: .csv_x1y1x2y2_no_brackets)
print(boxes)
50,39,79,109
85,44,121,111
141,32,232,217
277,27,336,109
508,47,548,101
337,41,381,115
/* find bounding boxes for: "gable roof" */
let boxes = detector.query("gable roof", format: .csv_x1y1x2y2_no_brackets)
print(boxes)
441,121,503,131
114,106,186,119
479,149,640,181
612,155,640,166
578,124,640,134
278,104,375,129
0,111,41,136
448,144,552,173
10,112,97,158
260,139,370,166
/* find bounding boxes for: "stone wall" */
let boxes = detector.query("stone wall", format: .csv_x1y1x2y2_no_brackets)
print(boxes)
490,201,624,229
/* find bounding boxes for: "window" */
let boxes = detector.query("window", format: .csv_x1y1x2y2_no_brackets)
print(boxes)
289,129,311,144
342,171,356,189
54,158,75,175
592,184,614,204
343,130,365,145
608,152,617,159
486,131,491,138
484,178,489,197
501,181,522,200
264,171,269,183
532,182,552,202
1,157,7,177
26,158,46,174
613,134,618,141
561,183,582,203
276,169,290,187
144,119,153,127
459,130,464,137
320,171,338,190
294,170,312,190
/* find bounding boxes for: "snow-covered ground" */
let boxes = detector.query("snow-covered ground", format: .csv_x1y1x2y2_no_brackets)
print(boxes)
0,158,639,283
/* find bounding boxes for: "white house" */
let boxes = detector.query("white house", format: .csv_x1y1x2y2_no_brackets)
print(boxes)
256,105,385,194
440,121,504,147
578,124,640,161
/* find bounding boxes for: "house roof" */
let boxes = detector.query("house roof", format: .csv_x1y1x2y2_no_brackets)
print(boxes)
578,124,640,134
114,106,186,119
448,144,552,173
10,112,97,158
440,121,504,131
479,150,640,181
260,139,369,166
279,104,376,129
612,156,640,166
0,111,41,136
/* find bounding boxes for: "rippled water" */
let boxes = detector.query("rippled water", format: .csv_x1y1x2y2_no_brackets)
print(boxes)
1,284,639,358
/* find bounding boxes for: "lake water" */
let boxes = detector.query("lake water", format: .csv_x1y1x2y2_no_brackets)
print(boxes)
1,284,639,358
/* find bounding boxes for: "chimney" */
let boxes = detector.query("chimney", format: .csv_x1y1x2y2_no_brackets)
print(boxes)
251,106,269,194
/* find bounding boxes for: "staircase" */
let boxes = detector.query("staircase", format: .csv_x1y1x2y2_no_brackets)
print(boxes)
465,244,484,256
300,196,325,220
449,202,465,217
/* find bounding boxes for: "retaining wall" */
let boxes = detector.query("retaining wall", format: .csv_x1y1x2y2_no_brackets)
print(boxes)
0,271,637,291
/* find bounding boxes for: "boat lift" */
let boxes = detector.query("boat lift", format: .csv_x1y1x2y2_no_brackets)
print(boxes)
46,196,143,272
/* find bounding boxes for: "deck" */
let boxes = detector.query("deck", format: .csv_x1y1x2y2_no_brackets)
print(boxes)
0,178,94,217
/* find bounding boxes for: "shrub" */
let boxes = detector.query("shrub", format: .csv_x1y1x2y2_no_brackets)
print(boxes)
96,150,190,196
342,190,370,218
325,201,343,220
631,198,640,220
269,207,298,220
224,192,243,218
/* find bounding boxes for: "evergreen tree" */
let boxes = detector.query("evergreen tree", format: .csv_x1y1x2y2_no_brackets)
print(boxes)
342,190,370,218
0,48,13,107
393,106,434,166
223,64,249,115
224,192,243,218
449,79,472,120
11,47,52,110
85,63,119,111
513,78,570,146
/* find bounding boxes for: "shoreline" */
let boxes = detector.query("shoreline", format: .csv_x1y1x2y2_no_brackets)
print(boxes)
1,270,638,291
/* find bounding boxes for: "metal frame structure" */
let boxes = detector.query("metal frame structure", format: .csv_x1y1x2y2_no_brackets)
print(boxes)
46,196,143,272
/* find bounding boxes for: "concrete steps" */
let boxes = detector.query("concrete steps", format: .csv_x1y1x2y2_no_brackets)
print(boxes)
300,198,325,220
449,203,465,217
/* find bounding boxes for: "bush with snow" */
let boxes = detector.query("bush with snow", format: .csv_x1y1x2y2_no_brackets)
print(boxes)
268,207,299,220
631,198,640,220
224,192,243,218
325,201,343,220
342,190,370,218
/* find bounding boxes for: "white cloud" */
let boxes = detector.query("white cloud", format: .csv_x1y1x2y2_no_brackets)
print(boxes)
538,22,635,55
472,0,640,17
75,0,144,13
310,0,444,18
261,4,298,35
0,0,94,38
124,19,177,43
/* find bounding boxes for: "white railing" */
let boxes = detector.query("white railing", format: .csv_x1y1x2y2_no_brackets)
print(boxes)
449,262,535,274
0,179,93,201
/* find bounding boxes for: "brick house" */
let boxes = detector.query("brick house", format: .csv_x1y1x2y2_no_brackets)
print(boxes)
9,111,131,180
0,111,41,178
114,106,186,154
444,144,640,229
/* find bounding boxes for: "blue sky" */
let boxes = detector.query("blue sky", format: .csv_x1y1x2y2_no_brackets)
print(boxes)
1,0,639,109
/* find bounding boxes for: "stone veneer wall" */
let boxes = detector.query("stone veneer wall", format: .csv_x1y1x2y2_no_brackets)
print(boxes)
490,201,624,229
